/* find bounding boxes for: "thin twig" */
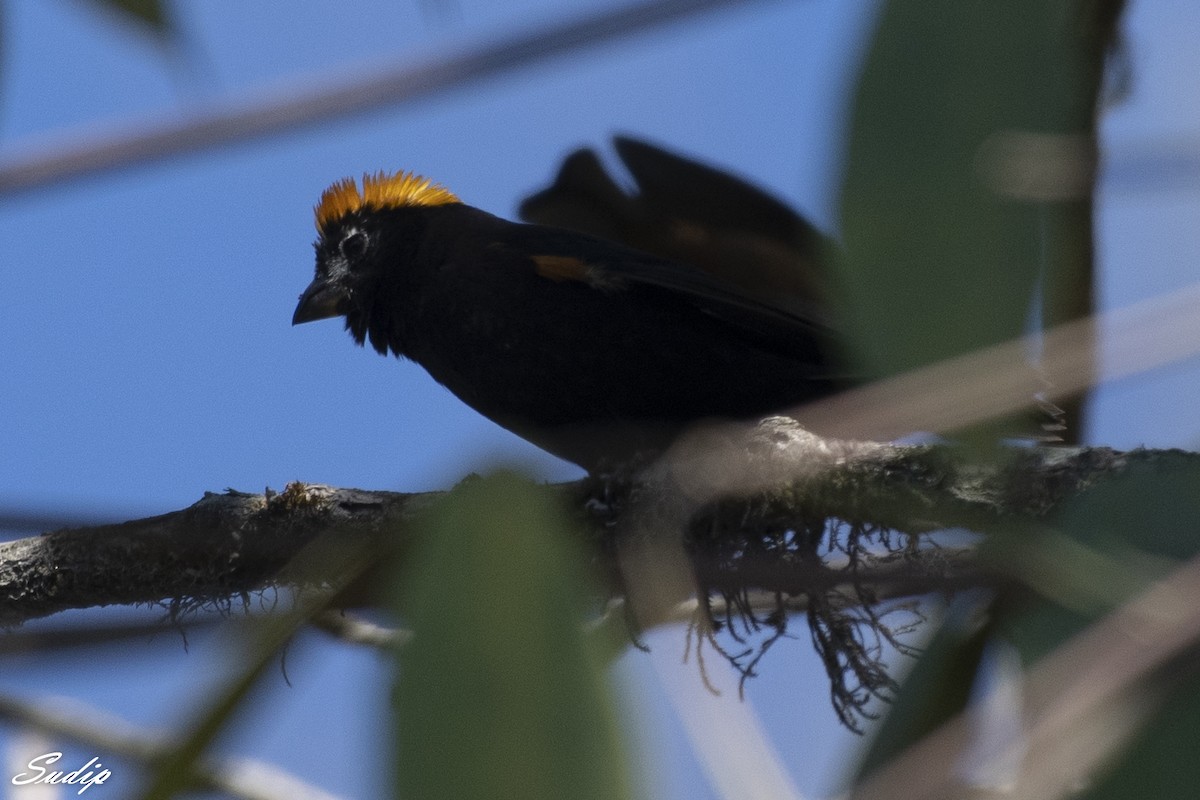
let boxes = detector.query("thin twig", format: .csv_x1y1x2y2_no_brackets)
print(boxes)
310,609,410,648
0,0,776,194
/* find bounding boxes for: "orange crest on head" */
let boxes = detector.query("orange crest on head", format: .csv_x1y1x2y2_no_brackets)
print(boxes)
314,171,460,230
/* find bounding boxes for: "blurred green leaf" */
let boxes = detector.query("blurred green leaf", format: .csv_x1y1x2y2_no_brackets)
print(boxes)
997,461,1200,798
393,472,631,800
838,0,1110,439
854,460,1200,794
999,459,1200,664
1083,674,1200,800
840,5,1184,780
86,0,170,35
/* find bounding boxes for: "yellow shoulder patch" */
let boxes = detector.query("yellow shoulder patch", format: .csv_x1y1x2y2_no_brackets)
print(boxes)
531,255,627,292
315,171,460,230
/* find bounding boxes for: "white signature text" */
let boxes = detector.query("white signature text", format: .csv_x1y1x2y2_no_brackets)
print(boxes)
11,752,110,794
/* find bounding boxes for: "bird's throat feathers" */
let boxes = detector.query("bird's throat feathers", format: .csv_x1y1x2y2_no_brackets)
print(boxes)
314,171,460,231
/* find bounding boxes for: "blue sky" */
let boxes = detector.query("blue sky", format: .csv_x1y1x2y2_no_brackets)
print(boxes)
2,1,1200,798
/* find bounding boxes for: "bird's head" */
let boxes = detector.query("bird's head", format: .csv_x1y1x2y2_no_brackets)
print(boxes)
292,171,460,352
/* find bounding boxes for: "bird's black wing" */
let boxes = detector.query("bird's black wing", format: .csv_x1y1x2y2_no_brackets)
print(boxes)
612,135,819,248
514,222,841,367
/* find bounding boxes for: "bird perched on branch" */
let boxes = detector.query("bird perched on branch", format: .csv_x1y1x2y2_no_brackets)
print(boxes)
293,138,843,471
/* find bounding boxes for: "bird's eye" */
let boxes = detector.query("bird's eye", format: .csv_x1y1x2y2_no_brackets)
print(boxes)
340,230,369,261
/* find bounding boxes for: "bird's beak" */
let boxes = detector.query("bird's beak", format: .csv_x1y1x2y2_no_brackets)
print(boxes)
292,278,347,325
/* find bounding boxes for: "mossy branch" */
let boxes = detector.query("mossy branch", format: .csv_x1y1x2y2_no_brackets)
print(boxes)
2,419,1195,629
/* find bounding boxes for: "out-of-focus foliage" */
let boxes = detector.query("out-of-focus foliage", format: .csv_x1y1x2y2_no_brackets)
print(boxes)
838,0,1116,442
87,0,171,34
843,4,1200,796
392,472,632,800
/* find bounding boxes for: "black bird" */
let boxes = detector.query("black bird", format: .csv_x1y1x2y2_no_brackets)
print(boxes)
293,147,841,470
